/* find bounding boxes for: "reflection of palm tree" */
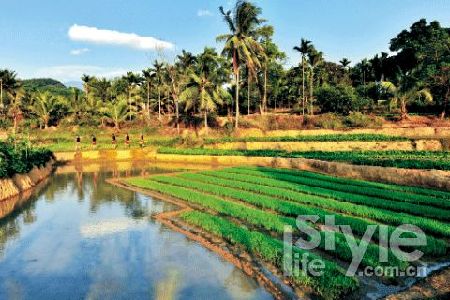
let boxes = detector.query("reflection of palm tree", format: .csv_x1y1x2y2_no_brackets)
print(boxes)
155,269,180,300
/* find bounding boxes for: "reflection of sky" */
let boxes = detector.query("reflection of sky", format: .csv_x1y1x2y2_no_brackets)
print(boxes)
0,173,272,300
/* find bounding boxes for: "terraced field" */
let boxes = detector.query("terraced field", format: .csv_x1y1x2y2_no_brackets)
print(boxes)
125,166,450,299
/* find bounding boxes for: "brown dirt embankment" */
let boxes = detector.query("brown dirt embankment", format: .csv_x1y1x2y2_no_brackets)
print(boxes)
0,160,55,201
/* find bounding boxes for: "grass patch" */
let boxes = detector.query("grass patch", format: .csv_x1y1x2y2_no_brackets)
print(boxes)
180,211,358,300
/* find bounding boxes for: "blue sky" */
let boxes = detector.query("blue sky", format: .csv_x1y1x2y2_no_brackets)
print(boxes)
1,0,449,83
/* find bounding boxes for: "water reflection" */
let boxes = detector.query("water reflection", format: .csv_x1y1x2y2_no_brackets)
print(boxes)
0,165,272,300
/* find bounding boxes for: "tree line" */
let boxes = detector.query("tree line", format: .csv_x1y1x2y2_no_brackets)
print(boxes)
0,1,449,133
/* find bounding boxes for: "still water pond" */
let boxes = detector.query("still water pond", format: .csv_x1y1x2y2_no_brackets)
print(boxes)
0,167,272,300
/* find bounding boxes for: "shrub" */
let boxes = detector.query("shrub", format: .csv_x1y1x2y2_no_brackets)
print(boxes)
312,113,344,129
315,84,357,115
344,112,383,128
0,139,54,178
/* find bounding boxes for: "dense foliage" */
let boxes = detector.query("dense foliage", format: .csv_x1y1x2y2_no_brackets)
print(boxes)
0,139,54,178
1,3,449,131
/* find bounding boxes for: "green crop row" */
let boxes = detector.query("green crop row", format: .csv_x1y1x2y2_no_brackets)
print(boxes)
180,210,358,300
157,148,450,171
178,172,447,257
127,177,294,233
235,166,450,202
223,168,450,216
203,134,409,144
202,170,450,238
150,174,413,271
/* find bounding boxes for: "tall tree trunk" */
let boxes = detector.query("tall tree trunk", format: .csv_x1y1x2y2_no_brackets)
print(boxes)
175,98,180,134
441,87,449,119
204,110,208,132
0,79,3,113
235,69,240,128
262,66,267,114
302,56,305,116
400,98,408,120
147,81,151,117
247,76,251,116
158,86,161,121
309,69,314,116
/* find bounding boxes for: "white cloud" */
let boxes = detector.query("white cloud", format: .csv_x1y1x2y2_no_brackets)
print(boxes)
70,48,90,55
33,65,131,82
197,9,213,17
68,24,174,51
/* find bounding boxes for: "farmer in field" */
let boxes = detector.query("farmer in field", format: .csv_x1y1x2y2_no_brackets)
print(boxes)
75,135,81,151
92,135,97,149
140,133,144,148
125,133,130,147
112,133,117,149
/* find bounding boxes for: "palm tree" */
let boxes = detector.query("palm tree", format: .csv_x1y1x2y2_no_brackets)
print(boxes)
339,58,351,69
0,69,20,114
307,48,323,115
176,50,197,71
180,72,228,132
29,92,60,129
104,96,133,129
293,39,311,115
123,72,142,121
339,58,351,84
166,64,182,134
381,72,433,119
142,68,156,116
81,74,93,100
217,0,264,128
153,60,165,121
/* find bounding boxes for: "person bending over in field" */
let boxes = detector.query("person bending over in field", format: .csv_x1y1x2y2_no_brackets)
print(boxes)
92,135,97,149
125,133,130,148
140,133,144,148
75,135,81,151
112,133,117,149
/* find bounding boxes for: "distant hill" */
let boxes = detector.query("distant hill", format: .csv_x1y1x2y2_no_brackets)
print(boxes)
22,78,80,98
22,78,67,90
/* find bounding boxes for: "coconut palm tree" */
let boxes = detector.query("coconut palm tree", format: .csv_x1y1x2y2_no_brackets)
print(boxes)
142,68,156,116
153,60,165,121
180,72,228,132
0,69,21,114
217,0,264,128
29,92,60,129
81,74,93,100
293,38,312,115
176,50,197,71
104,96,133,129
307,48,323,115
123,72,142,121
381,72,433,119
